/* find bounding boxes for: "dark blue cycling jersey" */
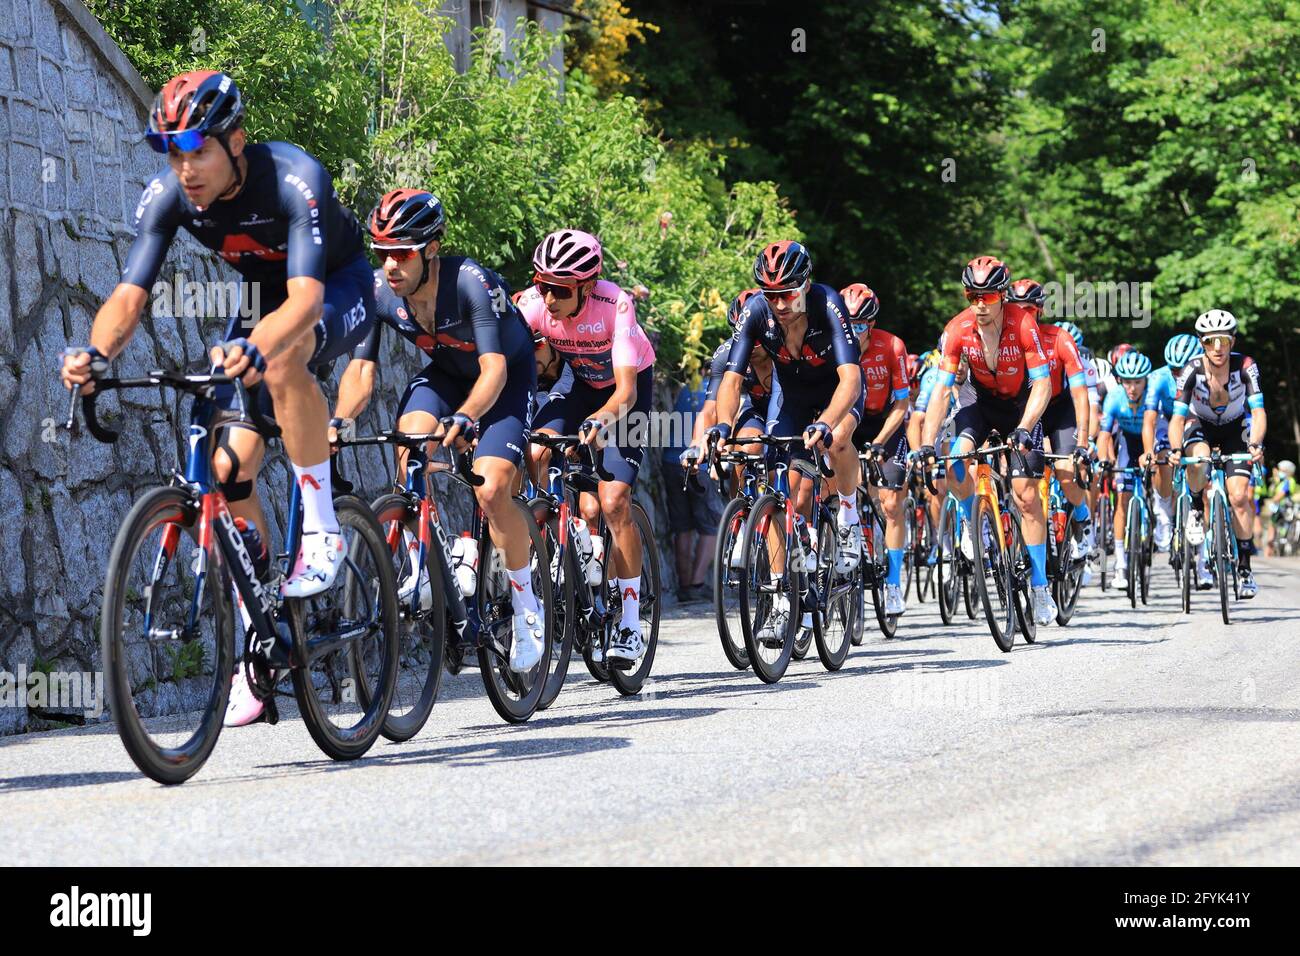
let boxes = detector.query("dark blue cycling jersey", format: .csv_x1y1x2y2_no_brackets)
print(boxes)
121,141,365,292
356,259,534,381
723,284,859,391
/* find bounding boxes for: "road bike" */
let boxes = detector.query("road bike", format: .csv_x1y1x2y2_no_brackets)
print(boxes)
70,367,398,784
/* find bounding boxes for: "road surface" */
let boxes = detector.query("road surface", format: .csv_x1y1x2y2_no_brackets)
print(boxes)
3,558,1299,865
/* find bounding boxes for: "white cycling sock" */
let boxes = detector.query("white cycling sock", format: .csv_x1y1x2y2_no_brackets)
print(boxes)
294,460,339,535
618,576,640,628
838,497,860,529
508,566,539,615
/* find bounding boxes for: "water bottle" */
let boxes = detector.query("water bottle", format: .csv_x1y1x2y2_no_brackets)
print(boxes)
451,532,478,597
233,517,270,581
572,517,595,581
794,515,817,572
588,534,605,587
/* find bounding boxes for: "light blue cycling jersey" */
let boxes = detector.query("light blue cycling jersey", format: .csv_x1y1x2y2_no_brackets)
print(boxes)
1143,365,1177,419
1100,380,1150,436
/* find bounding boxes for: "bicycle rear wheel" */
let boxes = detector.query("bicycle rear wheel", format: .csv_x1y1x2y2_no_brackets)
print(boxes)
972,495,1015,652
739,494,798,684
293,496,399,761
369,493,445,741
1097,494,1112,591
866,511,897,639
609,504,661,696
101,487,232,785
813,520,857,670
1054,514,1084,625
475,499,554,721
714,498,751,670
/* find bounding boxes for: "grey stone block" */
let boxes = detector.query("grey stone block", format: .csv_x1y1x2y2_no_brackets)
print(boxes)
11,98,38,144
38,56,62,105
34,6,61,57
13,211,45,316
15,45,39,97
78,236,118,299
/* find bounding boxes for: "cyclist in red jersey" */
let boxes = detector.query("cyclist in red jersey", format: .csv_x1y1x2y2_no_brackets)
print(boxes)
919,256,1058,625
1007,279,1095,561
842,283,912,615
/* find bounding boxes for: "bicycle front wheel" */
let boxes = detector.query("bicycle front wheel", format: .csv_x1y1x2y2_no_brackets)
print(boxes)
740,494,798,684
368,493,445,742
714,497,751,670
1213,499,1232,625
812,519,857,670
101,487,232,785
536,503,576,710
1126,499,1141,609
936,497,960,625
609,503,662,696
972,495,1015,652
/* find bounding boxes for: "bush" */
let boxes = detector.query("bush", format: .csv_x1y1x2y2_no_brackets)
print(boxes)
87,0,799,382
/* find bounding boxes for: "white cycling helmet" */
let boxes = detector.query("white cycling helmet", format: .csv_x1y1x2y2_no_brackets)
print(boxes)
1093,356,1112,381
1194,309,1237,336
1279,460,1297,477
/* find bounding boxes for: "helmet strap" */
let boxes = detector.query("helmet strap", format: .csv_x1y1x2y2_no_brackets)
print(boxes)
214,134,244,200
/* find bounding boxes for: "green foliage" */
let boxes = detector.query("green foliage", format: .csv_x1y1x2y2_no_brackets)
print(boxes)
86,0,798,380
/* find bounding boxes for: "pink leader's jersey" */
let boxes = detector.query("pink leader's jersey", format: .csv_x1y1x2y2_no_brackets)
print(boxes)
516,280,656,388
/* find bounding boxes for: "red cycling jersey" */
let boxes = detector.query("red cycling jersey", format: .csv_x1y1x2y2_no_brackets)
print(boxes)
1037,323,1086,400
937,303,1050,403
857,327,910,416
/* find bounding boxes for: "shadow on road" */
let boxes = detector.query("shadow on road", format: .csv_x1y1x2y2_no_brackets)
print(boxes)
0,770,142,793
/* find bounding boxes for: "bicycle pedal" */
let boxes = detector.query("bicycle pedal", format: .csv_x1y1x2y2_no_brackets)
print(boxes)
607,656,636,671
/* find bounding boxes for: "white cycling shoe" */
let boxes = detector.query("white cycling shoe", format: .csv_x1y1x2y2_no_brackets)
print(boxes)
756,596,791,648
1072,524,1094,561
1185,511,1206,546
835,521,863,574
397,565,433,611
958,520,976,562
607,623,646,664
282,531,346,599
224,667,264,727
884,583,906,616
509,610,545,673
1239,569,1258,599
1196,558,1215,590
1031,585,1057,625
729,533,746,569
1111,552,1128,587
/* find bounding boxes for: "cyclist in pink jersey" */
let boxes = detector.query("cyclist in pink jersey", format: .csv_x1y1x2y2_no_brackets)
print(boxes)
519,230,656,665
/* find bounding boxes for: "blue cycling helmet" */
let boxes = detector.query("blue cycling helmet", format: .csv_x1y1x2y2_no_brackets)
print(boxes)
1164,333,1203,369
1114,350,1153,380
1056,321,1084,349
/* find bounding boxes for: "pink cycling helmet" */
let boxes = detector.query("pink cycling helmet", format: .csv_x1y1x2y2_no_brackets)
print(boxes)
533,229,603,283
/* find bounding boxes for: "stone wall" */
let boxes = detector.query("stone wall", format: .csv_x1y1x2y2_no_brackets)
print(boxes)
0,0,687,737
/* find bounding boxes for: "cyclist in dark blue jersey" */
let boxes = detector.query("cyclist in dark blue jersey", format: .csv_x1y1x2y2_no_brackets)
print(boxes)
711,242,865,606
62,72,374,605
331,189,544,672
60,71,379,725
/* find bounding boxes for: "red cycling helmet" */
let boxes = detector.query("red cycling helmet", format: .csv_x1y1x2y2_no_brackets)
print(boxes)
753,241,812,291
961,255,1011,292
1007,278,1046,312
727,288,761,330
906,353,921,385
1109,343,1135,366
147,70,244,149
840,283,881,324
367,189,446,247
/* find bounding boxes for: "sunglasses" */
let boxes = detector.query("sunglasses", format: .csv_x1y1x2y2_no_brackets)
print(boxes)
373,245,425,263
534,277,577,299
1201,335,1233,349
146,130,207,154
762,287,803,303
964,290,1002,305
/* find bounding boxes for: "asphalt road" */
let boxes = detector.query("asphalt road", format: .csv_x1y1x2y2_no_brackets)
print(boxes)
4,557,1299,866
